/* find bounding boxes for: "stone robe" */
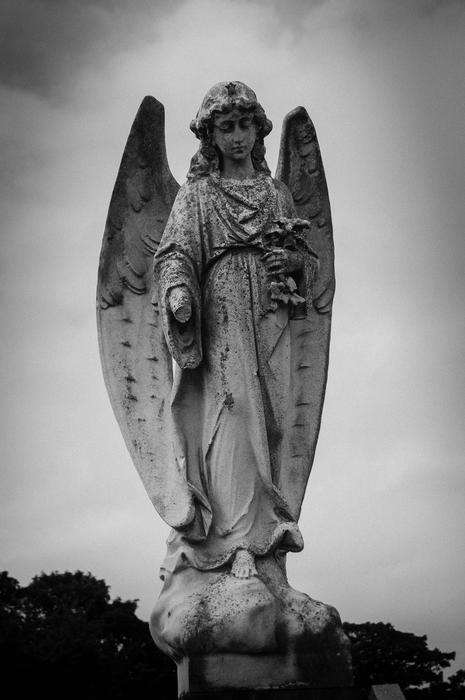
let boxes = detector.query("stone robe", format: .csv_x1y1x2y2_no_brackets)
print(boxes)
154,172,315,574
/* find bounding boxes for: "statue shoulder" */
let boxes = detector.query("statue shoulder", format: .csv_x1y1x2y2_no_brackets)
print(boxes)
162,178,213,240
271,177,296,215
169,179,204,218
174,177,210,207
271,177,291,196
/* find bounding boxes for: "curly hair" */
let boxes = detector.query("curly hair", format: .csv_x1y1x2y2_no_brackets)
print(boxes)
187,82,272,181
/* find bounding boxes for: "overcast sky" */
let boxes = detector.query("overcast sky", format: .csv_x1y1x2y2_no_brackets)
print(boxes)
1,0,464,676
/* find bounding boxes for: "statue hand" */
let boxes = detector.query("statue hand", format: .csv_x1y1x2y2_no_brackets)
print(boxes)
262,248,302,276
169,286,192,323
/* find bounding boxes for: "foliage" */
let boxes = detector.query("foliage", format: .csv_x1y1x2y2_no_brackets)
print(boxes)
343,621,462,698
407,669,465,700
0,570,176,700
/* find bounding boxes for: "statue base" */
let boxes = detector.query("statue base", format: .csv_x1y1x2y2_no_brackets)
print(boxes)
177,683,404,699
178,654,356,697
150,553,352,696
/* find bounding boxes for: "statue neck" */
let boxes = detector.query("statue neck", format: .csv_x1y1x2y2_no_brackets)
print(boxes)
220,154,255,181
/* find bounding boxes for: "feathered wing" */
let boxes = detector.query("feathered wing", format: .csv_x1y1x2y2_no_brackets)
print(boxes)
97,96,194,528
276,106,335,520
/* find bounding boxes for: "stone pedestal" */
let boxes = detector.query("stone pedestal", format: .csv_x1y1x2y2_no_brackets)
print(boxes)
177,684,405,700
177,653,353,695
179,686,363,700
150,554,352,697
369,686,406,700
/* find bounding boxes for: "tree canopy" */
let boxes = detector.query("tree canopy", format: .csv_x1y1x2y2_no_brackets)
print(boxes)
343,621,464,698
0,570,176,700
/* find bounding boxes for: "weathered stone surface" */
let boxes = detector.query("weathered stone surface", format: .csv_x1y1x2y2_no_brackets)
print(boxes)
180,689,363,700
178,652,350,694
369,686,406,700
178,685,402,700
99,81,347,695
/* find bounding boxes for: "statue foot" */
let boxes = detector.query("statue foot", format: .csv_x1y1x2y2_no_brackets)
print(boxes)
231,548,258,579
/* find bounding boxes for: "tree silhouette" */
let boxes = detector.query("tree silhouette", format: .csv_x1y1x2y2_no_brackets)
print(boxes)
343,621,459,698
0,570,176,700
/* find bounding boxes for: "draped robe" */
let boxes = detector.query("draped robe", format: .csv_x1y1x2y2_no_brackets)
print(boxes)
154,172,315,574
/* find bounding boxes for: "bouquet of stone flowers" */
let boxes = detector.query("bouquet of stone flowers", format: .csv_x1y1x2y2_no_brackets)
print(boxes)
261,217,316,311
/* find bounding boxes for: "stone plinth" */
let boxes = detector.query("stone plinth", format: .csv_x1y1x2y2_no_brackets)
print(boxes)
179,685,363,700
369,686,405,700
178,654,354,696
178,685,404,699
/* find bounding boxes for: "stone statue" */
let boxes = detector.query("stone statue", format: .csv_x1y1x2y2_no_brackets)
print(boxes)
97,81,351,694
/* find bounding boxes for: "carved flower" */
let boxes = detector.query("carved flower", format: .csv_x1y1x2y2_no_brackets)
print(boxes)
262,217,313,310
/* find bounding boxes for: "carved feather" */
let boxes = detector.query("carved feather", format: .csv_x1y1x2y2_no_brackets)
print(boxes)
97,97,194,528
276,107,335,519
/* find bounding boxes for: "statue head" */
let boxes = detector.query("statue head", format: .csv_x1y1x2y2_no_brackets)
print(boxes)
187,81,273,180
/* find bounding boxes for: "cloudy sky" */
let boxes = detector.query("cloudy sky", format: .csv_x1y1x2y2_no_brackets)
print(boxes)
1,0,464,676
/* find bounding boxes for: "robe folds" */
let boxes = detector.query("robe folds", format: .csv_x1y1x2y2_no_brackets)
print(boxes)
154,172,315,574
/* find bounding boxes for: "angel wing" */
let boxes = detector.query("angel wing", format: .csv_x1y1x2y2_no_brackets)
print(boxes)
276,106,335,520
97,96,194,528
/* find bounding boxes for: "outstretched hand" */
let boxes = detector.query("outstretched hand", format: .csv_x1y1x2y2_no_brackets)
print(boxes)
169,286,192,323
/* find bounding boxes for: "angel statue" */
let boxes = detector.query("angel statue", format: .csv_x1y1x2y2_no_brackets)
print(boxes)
98,82,351,694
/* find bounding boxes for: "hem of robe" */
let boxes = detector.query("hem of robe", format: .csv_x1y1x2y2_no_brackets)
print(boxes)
159,521,304,578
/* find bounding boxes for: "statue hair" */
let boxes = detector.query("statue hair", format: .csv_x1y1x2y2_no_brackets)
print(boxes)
187,103,272,181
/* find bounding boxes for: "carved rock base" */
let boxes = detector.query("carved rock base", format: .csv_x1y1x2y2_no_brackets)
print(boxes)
150,554,352,695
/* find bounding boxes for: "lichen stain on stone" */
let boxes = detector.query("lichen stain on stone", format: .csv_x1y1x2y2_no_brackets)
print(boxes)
219,346,229,368
224,392,234,409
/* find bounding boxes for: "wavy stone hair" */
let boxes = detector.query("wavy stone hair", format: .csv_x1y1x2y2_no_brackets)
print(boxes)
187,83,273,181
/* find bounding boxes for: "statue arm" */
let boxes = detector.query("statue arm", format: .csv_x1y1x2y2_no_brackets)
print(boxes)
154,184,203,369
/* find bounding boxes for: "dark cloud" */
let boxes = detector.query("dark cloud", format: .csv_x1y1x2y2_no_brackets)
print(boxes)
0,0,184,98
4,0,461,100
243,0,465,38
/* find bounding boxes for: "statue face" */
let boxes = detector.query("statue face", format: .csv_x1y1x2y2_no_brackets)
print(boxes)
213,109,257,163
